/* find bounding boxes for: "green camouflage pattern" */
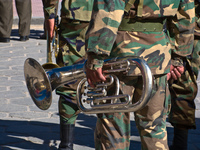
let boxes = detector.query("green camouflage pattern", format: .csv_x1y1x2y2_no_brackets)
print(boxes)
168,55,198,129
85,0,195,149
43,1,93,125
86,0,195,74
169,2,200,129
59,96,80,125
55,19,90,103
44,0,93,21
95,75,170,150
43,0,94,104
191,39,200,73
57,19,89,66
95,112,130,150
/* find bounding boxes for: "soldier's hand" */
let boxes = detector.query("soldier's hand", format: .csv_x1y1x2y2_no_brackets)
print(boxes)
167,65,184,80
46,18,55,41
85,67,106,88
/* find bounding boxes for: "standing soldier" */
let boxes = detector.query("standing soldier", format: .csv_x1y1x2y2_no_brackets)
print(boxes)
0,0,31,42
85,0,195,150
168,0,200,149
43,0,93,149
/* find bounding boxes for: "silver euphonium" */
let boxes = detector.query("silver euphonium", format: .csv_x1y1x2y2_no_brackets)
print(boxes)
24,56,153,114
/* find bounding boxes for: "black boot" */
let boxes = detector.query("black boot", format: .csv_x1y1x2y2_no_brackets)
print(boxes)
170,127,188,150
59,124,75,150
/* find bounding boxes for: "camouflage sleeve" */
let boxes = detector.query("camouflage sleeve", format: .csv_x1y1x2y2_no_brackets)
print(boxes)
168,0,195,58
43,0,59,19
85,0,126,70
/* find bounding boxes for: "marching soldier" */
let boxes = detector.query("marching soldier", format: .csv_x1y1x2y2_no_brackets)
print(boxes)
43,0,93,149
85,0,195,149
168,0,200,149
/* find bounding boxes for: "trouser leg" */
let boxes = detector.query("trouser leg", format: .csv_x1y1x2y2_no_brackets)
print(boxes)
95,112,130,150
170,127,188,150
56,20,88,147
94,74,170,150
94,76,137,150
135,75,170,150
0,0,13,38
15,0,32,36
58,96,80,150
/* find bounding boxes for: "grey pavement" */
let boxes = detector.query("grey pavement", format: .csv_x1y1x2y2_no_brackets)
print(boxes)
0,0,200,150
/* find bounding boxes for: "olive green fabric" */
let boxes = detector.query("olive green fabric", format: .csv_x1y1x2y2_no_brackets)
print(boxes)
0,0,31,37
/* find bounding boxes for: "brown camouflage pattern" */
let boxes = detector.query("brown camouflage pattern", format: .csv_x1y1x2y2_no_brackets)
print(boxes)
86,0,195,74
95,75,170,150
85,0,195,150
168,1,200,130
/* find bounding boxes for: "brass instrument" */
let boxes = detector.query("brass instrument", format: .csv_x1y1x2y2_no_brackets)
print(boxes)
24,57,153,114
42,16,60,70
52,15,59,58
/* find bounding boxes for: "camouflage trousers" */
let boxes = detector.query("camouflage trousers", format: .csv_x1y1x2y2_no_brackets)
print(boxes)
59,96,80,125
168,39,200,129
95,74,170,150
56,18,89,124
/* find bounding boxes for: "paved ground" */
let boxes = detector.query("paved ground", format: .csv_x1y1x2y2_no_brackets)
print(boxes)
0,0,200,150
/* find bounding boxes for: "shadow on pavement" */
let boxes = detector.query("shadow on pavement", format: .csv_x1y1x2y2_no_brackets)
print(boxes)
0,119,59,150
1,115,199,149
10,29,45,41
0,113,97,150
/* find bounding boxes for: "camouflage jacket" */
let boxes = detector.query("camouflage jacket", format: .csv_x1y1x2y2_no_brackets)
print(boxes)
86,0,195,75
43,0,93,21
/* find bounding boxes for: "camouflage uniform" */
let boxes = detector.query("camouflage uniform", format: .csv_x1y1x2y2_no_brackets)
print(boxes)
85,0,195,150
43,0,93,149
168,0,200,133
166,1,199,149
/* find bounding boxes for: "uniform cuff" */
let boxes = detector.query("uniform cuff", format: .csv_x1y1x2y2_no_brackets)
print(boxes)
86,54,104,70
171,57,184,67
44,6,56,19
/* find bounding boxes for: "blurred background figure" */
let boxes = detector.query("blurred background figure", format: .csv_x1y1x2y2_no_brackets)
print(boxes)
0,0,32,43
